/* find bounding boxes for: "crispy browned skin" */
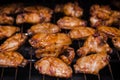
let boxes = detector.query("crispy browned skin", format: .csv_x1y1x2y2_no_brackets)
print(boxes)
0,51,27,67
57,16,86,30
0,14,14,25
69,27,95,39
77,35,112,56
112,36,120,50
97,26,120,37
0,3,23,25
0,25,20,40
27,23,61,35
0,33,27,52
29,33,72,58
90,5,120,27
16,5,53,24
29,33,72,49
74,52,109,75
55,2,83,17
0,3,23,15
34,57,72,78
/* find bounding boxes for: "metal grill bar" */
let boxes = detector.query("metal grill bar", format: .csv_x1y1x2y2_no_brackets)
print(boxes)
108,63,114,80
116,51,120,61
14,68,18,80
29,47,33,80
29,58,32,80
97,73,101,80
83,73,87,80
42,75,45,80
0,68,4,80
77,40,88,80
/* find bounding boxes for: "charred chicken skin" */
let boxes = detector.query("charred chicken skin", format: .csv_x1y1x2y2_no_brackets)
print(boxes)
60,46,75,65
112,36,120,50
0,25,20,40
55,2,83,17
77,35,112,56
27,23,61,35
0,51,27,67
69,27,95,39
97,26,120,37
90,4,120,27
34,57,72,78
16,5,53,24
0,33,27,52
57,16,86,30
74,52,109,75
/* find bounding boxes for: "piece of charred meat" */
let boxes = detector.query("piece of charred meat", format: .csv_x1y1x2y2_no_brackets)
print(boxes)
0,25,20,40
57,16,86,30
34,57,72,78
29,33,72,58
60,46,75,65
90,4,120,27
77,35,112,56
27,23,61,35
69,27,95,39
55,2,83,17
0,33,27,52
74,52,109,75
0,51,27,67
97,26,120,37
112,36,120,50
16,5,53,24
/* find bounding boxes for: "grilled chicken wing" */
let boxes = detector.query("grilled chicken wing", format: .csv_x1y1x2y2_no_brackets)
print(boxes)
0,25,20,40
90,5,120,27
16,5,53,24
29,33,71,49
57,16,86,30
29,33,72,58
36,46,75,65
98,26,120,37
112,36,120,50
55,2,83,17
0,51,27,67
0,33,27,52
0,3,23,25
69,27,95,39
0,14,14,25
0,3,23,15
27,23,60,35
34,57,72,78
74,52,109,75
77,35,112,56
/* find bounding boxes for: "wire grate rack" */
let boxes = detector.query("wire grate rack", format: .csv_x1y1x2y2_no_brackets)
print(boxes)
0,0,120,80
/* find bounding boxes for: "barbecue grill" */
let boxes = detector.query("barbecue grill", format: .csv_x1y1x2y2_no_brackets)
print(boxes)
0,0,120,80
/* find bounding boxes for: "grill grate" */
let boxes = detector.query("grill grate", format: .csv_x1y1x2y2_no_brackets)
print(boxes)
0,0,120,80
0,41,119,80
